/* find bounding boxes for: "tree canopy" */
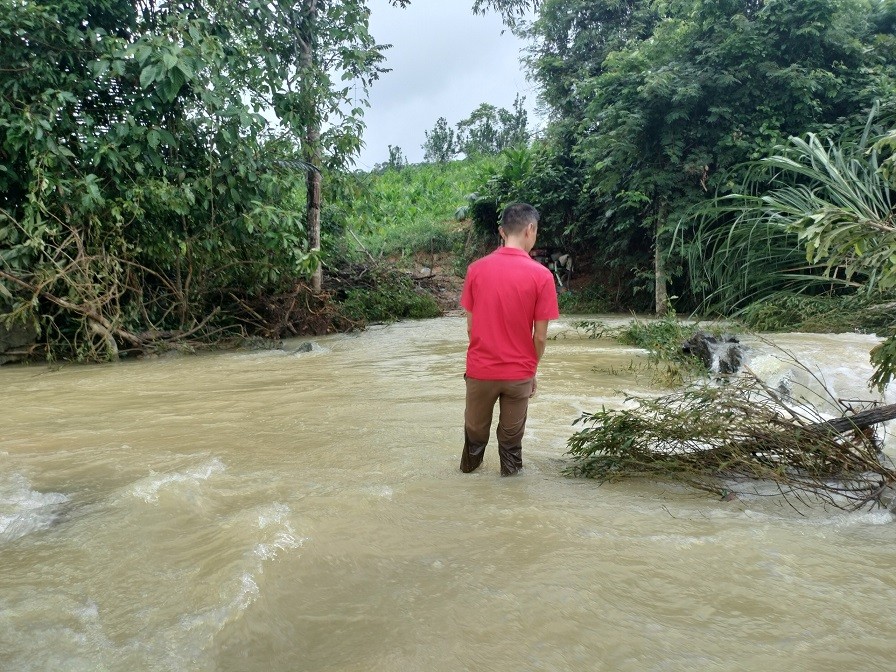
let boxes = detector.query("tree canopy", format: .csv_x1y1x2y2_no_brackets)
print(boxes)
0,0,401,358
422,96,529,162
472,0,896,311
422,117,458,163
456,95,529,157
4,0,896,361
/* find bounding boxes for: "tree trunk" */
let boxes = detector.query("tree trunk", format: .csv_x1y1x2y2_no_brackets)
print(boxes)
300,0,322,293
654,206,669,316
809,403,896,435
306,132,322,292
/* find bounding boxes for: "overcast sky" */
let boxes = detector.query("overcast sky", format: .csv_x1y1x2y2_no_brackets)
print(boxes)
354,1,539,169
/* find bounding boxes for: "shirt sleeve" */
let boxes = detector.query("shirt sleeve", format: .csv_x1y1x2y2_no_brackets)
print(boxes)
534,272,560,321
460,269,474,311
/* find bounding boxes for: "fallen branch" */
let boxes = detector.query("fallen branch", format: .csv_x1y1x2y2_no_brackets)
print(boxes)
348,229,377,264
0,268,142,347
565,367,896,511
1,268,226,358
811,403,896,434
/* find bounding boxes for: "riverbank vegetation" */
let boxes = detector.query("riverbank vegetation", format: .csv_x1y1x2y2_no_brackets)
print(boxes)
3,0,896,376
464,0,896,383
572,315,716,386
336,160,486,263
565,318,896,511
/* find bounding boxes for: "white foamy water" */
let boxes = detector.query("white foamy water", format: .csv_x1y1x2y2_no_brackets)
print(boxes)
0,471,68,544
171,502,308,670
129,457,226,503
254,501,307,560
744,332,896,407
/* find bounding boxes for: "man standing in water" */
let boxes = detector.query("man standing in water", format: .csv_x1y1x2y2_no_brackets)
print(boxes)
459,203,560,476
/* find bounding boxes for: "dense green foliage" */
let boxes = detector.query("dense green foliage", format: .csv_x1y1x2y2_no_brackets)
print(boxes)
6,0,896,365
691,108,896,388
421,117,458,164
338,269,440,322
687,107,896,314
455,95,529,157
737,292,896,334
470,0,896,312
422,97,530,163
555,283,613,313
0,0,400,359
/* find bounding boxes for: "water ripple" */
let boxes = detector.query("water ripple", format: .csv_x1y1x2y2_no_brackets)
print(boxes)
129,457,226,503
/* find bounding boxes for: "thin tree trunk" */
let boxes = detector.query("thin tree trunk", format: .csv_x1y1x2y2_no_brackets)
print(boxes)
306,133,322,292
300,0,322,293
810,403,896,434
654,205,669,316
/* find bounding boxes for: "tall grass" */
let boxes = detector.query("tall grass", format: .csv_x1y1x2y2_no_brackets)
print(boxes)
344,158,498,260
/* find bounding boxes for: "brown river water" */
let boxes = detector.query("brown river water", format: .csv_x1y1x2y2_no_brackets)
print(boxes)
1,316,895,671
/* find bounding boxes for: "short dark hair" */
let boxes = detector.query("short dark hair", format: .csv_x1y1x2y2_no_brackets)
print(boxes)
501,203,539,235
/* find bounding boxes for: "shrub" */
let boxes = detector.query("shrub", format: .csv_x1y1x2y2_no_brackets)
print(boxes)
336,271,441,323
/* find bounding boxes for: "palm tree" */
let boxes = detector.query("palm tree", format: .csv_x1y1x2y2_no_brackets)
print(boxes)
687,105,896,387
688,110,895,315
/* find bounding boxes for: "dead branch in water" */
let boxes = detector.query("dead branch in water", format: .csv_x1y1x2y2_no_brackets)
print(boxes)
0,268,142,349
565,364,896,511
810,404,896,434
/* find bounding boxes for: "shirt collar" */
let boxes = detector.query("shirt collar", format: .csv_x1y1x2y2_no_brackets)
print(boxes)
497,246,531,257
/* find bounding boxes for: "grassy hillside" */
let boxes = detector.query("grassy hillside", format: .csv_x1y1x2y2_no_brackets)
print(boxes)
331,156,613,316
342,158,498,261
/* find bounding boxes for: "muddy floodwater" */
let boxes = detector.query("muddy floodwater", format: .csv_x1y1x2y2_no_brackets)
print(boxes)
2,316,895,671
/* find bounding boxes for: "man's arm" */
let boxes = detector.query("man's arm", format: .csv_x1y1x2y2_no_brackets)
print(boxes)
466,311,473,342
533,320,549,362
530,320,549,397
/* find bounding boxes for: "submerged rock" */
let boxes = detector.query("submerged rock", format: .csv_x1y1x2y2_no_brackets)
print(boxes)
0,316,38,365
682,332,744,374
286,341,326,356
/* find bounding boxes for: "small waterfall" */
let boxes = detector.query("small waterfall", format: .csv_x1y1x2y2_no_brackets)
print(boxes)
682,332,745,374
743,333,896,419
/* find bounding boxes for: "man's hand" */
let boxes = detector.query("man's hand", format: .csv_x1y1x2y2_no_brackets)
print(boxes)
530,376,537,398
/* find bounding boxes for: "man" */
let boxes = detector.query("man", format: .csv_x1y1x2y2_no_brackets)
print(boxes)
459,203,560,476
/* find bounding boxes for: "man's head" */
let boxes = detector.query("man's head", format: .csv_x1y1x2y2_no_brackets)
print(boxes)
499,203,540,252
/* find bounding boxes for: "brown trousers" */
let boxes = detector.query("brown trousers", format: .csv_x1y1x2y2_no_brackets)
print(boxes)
460,376,535,476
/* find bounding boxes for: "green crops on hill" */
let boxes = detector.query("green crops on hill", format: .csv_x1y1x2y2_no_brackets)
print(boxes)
344,158,498,260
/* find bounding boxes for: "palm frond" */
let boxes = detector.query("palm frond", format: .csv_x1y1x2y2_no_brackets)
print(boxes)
685,109,896,314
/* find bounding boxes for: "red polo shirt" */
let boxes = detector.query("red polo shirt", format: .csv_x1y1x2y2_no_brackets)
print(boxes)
460,247,560,380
